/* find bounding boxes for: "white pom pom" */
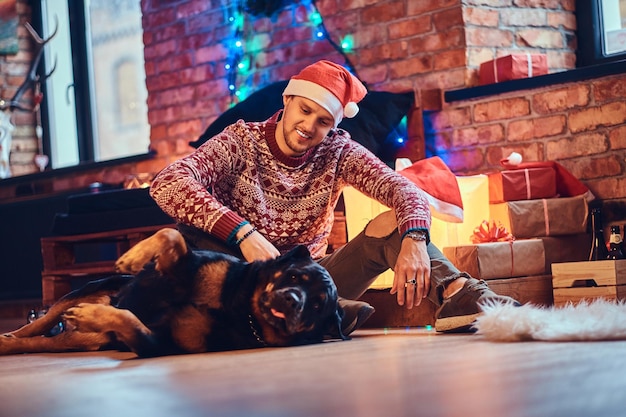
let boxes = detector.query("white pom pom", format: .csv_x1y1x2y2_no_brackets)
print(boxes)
506,152,523,165
343,102,359,118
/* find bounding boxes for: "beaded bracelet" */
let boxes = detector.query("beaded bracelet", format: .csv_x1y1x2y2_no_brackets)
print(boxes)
235,227,257,246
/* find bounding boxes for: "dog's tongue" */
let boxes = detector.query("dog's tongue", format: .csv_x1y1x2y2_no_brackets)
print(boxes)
271,308,286,319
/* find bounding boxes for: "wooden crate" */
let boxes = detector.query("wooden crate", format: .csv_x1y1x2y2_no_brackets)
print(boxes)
40,225,173,306
551,260,626,306
484,274,553,307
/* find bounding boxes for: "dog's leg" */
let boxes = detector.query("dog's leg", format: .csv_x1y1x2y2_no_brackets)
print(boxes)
116,228,188,274
7,276,131,338
63,303,167,357
0,331,113,355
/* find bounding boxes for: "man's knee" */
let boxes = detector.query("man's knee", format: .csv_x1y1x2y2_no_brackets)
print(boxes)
364,210,397,238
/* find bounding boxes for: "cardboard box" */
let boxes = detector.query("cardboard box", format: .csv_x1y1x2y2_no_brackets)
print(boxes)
488,167,557,203
479,53,548,85
443,239,545,280
490,195,588,238
551,260,626,306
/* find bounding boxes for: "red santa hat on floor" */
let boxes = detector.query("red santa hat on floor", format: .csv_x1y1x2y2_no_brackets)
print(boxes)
282,60,368,127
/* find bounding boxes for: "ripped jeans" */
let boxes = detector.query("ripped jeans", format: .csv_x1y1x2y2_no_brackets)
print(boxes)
178,222,467,308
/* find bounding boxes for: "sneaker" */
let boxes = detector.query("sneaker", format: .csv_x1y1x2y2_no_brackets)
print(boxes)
434,278,520,333
339,298,375,336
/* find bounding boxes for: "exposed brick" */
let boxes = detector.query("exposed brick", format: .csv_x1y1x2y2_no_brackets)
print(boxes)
408,0,460,16
533,84,589,113
409,28,466,54
516,29,563,48
513,0,562,8
433,48,467,70
167,119,203,138
587,177,626,200
609,126,626,150
452,123,504,147
465,27,514,47
389,55,433,77
500,9,547,26
569,102,626,133
593,77,626,103
361,1,405,24
438,148,485,172
561,155,623,180
547,10,576,30
433,8,465,31
507,115,566,141
546,132,608,160
474,98,530,122
388,15,432,39
463,7,500,27
428,107,472,130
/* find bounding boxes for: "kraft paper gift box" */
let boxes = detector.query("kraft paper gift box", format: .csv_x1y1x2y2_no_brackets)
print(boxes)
479,53,548,85
488,167,557,203
443,239,545,280
490,195,589,238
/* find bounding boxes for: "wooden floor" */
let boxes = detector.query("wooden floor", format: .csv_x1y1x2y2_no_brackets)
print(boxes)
1,320,626,417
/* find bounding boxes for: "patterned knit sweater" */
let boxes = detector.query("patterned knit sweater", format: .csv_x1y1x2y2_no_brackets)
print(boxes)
150,112,431,259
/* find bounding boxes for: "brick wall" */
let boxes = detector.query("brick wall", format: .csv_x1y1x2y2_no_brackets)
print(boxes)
430,72,626,199
2,0,623,203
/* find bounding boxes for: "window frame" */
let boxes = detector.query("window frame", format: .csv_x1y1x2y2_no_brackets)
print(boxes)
32,0,150,169
576,0,626,67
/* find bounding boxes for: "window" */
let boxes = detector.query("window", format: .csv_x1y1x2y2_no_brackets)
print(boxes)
36,0,150,170
576,0,626,67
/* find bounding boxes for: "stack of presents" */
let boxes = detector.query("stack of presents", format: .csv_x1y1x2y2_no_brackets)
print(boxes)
345,155,624,326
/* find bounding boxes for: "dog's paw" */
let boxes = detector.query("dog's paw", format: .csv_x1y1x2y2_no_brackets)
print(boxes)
115,247,154,274
63,303,114,333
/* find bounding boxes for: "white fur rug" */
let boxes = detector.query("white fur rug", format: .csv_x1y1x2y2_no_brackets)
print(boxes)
474,299,626,342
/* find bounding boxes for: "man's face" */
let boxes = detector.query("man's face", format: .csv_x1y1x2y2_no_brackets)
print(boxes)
277,96,335,157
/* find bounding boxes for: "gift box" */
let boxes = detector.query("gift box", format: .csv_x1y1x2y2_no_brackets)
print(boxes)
490,195,589,238
488,167,557,203
479,54,548,85
443,239,545,280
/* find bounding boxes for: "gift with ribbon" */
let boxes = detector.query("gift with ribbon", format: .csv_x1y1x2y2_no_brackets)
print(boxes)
490,195,589,239
488,167,558,203
479,54,548,85
443,239,546,280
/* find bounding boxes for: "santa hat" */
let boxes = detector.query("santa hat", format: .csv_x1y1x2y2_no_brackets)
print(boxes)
282,60,367,126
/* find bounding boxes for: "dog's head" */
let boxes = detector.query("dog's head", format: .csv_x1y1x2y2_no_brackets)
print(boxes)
251,245,347,346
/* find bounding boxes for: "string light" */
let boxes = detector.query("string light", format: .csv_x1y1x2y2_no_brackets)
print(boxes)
223,0,361,102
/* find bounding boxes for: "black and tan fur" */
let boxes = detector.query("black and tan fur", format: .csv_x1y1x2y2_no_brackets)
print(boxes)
0,228,346,357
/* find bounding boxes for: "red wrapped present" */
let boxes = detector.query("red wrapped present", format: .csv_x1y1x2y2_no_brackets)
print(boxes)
488,167,557,203
479,54,548,85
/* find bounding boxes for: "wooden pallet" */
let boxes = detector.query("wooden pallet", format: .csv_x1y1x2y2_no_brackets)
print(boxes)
40,224,173,306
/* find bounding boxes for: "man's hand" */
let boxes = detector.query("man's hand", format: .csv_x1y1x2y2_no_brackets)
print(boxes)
390,238,431,308
236,225,281,262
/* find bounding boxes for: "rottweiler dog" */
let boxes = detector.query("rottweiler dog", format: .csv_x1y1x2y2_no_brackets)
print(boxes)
0,228,347,357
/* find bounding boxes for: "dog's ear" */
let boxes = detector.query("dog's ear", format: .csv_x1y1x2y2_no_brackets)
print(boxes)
283,245,311,260
324,303,350,341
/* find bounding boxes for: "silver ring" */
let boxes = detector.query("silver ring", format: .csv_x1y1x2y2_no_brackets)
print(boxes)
405,278,417,288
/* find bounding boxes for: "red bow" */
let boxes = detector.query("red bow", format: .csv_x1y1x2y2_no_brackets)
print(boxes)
471,220,514,244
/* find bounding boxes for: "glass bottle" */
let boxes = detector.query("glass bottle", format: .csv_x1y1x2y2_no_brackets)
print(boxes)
589,207,609,261
607,225,625,260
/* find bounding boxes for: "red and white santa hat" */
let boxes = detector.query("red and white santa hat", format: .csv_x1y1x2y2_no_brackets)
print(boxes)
282,60,368,126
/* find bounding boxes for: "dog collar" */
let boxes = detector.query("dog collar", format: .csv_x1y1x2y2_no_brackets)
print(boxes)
248,314,267,347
